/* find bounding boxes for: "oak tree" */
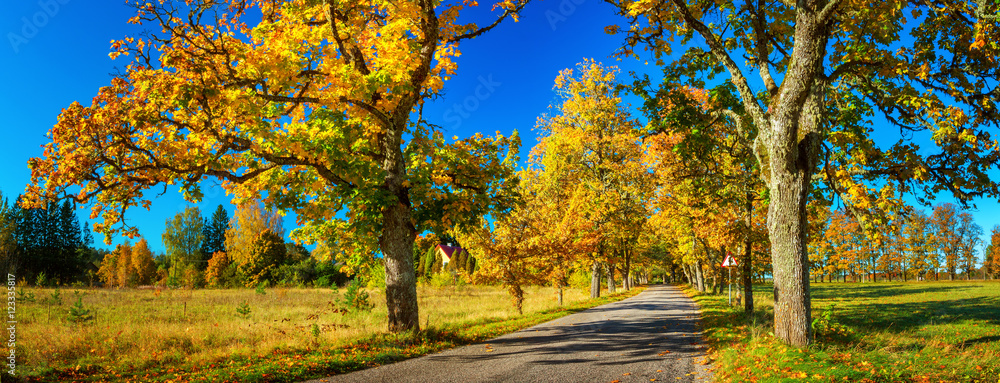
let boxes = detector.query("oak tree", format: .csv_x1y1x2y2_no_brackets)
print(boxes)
25,0,528,332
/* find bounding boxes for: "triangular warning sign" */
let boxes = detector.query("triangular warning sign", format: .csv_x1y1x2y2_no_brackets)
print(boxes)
722,255,737,267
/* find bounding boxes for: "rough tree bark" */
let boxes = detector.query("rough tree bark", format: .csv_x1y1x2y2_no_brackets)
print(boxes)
766,31,826,346
380,117,420,332
695,260,706,292
590,260,602,298
743,194,754,314
606,263,617,293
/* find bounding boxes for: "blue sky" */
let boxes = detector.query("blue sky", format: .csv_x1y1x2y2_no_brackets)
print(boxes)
0,1,995,256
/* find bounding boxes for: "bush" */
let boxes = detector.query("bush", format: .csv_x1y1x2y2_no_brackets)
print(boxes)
338,279,374,312
274,258,318,287
365,263,386,290
236,301,251,319
314,261,349,288
429,272,455,287
66,293,93,324
568,269,591,291
182,264,204,289
205,251,239,287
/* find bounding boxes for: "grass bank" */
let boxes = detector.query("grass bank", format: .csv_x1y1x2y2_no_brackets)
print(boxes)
10,284,642,382
687,281,1000,382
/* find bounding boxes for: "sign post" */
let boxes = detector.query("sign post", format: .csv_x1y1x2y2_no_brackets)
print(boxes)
722,252,737,306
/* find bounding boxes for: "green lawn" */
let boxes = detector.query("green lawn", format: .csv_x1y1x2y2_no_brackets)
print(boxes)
690,281,1000,382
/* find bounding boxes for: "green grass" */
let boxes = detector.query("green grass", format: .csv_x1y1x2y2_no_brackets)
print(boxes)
688,281,1000,383
8,284,642,382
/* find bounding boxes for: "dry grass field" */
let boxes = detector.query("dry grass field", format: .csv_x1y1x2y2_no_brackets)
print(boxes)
12,283,593,378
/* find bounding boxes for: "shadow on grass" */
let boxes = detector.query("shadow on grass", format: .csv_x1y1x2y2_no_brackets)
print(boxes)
827,295,1000,333
810,283,974,300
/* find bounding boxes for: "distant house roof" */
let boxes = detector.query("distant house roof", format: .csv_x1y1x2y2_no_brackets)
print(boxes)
436,244,463,263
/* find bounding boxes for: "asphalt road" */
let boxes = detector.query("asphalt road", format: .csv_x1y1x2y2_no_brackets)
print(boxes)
303,285,713,383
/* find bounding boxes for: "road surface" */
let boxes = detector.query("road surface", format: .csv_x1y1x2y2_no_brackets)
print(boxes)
304,285,713,383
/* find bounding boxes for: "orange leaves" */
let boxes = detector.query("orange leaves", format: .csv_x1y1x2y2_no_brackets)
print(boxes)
25,0,534,272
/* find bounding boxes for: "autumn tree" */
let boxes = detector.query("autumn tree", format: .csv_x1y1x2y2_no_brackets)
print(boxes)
98,242,129,287
900,209,933,281
985,226,1000,280
532,60,648,298
241,230,287,286
931,203,961,280
608,0,1000,346
130,237,157,285
25,0,529,332
457,193,548,315
205,251,236,287
518,168,600,304
639,82,767,310
956,212,983,279
163,206,205,272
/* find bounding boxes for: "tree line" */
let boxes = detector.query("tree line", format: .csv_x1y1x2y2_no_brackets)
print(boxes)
812,202,1000,282
0,191,99,286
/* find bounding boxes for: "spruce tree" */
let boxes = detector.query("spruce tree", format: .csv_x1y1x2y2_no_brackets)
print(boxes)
201,205,229,257
422,245,437,278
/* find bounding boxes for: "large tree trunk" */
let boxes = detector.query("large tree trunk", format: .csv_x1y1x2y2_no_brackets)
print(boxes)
695,260,706,292
743,235,754,314
557,283,564,306
760,0,833,345
381,192,419,332
590,260,602,298
380,119,419,332
766,87,823,346
623,248,632,290
606,263,617,293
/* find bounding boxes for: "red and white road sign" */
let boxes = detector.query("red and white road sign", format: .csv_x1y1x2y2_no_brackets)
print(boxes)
722,255,737,267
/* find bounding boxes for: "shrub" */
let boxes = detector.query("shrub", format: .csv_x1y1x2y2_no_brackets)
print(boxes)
48,289,63,306
182,263,204,289
568,269,591,290
315,261,349,288
236,301,251,319
35,271,49,287
66,293,93,324
205,251,237,287
365,263,386,290
429,271,454,287
274,258,318,287
339,279,373,312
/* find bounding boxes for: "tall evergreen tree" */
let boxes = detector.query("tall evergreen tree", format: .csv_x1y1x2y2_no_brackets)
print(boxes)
201,204,229,256
9,197,87,283
58,201,83,251
0,192,19,276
